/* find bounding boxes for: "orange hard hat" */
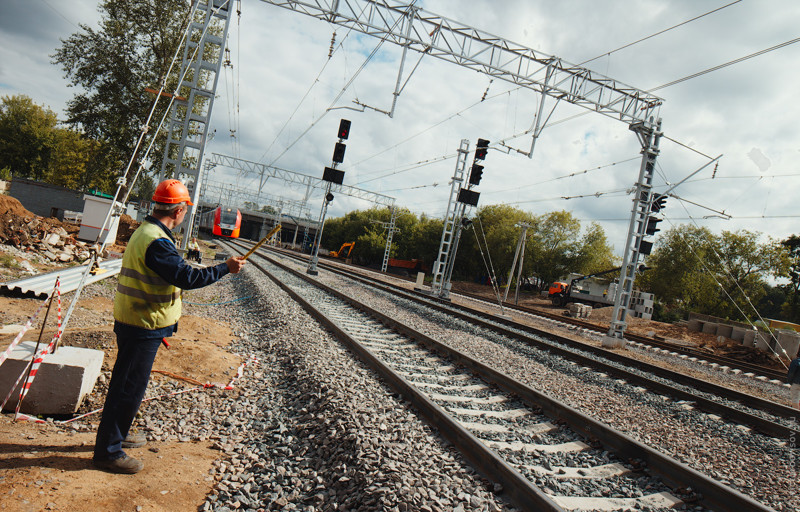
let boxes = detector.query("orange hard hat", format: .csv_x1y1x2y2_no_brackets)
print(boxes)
152,179,193,205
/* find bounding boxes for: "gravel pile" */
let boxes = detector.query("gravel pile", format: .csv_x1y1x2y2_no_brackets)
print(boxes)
300,260,799,512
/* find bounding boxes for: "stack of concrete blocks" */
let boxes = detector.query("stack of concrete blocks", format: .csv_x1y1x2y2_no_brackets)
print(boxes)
629,290,654,320
686,313,800,356
568,303,592,318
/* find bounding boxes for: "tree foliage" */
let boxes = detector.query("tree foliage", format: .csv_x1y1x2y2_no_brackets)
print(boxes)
780,234,800,322
323,205,616,290
0,95,110,190
639,226,791,321
52,0,191,190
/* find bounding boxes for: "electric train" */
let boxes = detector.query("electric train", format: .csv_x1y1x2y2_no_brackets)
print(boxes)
199,206,241,238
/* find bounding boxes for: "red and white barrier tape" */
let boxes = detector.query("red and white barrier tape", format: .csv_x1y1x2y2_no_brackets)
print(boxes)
1,279,62,413
224,353,257,390
0,297,49,368
13,332,61,419
16,354,259,424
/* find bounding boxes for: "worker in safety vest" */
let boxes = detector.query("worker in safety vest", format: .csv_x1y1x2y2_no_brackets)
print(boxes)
93,179,246,474
187,236,201,263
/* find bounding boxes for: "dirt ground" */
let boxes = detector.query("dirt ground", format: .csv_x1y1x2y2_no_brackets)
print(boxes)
0,281,242,511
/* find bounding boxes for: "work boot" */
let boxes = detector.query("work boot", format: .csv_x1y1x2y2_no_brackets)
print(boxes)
92,455,144,474
122,433,147,448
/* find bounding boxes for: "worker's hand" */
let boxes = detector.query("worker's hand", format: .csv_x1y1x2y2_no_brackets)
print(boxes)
226,256,246,274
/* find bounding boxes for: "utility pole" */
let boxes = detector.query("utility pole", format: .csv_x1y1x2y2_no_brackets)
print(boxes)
503,222,531,305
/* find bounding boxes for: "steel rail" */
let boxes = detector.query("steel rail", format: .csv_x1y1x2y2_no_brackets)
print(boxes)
229,240,776,512
454,288,788,382
335,256,786,381
223,242,562,511
271,246,787,381
260,245,799,437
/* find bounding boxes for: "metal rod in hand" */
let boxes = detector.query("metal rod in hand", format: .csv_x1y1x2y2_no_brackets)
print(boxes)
242,224,281,261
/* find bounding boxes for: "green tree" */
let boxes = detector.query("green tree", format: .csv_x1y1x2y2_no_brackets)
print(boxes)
640,226,790,321
0,95,58,179
527,210,583,289
573,222,617,275
0,94,108,191
637,224,715,307
458,204,535,283
52,0,191,189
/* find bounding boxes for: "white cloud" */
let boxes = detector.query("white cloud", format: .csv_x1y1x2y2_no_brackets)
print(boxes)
2,0,799,253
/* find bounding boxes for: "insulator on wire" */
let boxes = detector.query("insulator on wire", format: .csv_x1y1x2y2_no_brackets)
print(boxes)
329,31,336,58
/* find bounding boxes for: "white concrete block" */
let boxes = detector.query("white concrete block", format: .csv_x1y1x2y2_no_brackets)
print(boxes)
0,341,103,415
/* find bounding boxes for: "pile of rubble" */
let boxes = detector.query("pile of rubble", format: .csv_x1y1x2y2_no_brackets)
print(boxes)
0,195,134,265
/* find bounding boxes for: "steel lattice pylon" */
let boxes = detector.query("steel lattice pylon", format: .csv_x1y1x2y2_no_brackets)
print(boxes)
430,139,470,298
158,0,233,249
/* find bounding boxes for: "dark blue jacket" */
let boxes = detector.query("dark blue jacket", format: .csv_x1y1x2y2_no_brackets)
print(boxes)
788,357,800,385
114,216,230,340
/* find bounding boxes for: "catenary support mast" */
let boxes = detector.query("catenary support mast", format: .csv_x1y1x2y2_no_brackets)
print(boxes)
158,0,233,249
605,119,663,345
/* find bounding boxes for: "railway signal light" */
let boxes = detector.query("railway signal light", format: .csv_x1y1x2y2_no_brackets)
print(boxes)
475,138,489,160
338,119,351,140
326,192,334,202
651,193,667,213
322,166,345,185
645,216,662,236
332,142,346,163
457,187,480,206
468,164,483,185
639,239,653,256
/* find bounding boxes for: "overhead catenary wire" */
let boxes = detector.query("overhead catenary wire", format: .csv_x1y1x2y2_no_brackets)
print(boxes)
577,1,743,66
261,1,405,169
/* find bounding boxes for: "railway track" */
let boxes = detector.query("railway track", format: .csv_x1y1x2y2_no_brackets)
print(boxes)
453,291,788,382
246,243,798,441
273,247,786,382
225,240,778,512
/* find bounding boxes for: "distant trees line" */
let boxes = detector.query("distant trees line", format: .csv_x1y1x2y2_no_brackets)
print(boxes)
323,205,798,325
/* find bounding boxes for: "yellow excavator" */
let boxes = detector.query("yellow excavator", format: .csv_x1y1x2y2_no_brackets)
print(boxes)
330,242,355,259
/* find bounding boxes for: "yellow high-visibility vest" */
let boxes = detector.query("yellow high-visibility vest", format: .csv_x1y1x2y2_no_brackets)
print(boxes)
113,221,182,329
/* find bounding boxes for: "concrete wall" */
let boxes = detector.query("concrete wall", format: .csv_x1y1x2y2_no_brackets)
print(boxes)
9,177,85,218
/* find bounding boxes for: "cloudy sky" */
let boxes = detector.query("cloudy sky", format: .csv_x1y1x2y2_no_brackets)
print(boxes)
1,0,798,257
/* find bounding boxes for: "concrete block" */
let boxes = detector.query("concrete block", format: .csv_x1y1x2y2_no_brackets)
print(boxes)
716,324,733,338
602,336,627,349
0,341,103,415
687,319,702,332
776,330,800,359
702,322,718,334
755,332,772,351
742,330,756,347
730,327,746,342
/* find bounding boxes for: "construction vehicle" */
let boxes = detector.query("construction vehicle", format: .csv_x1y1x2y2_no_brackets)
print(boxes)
548,267,622,307
329,242,355,259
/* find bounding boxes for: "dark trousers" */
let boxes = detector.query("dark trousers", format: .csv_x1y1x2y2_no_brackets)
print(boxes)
93,336,161,461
